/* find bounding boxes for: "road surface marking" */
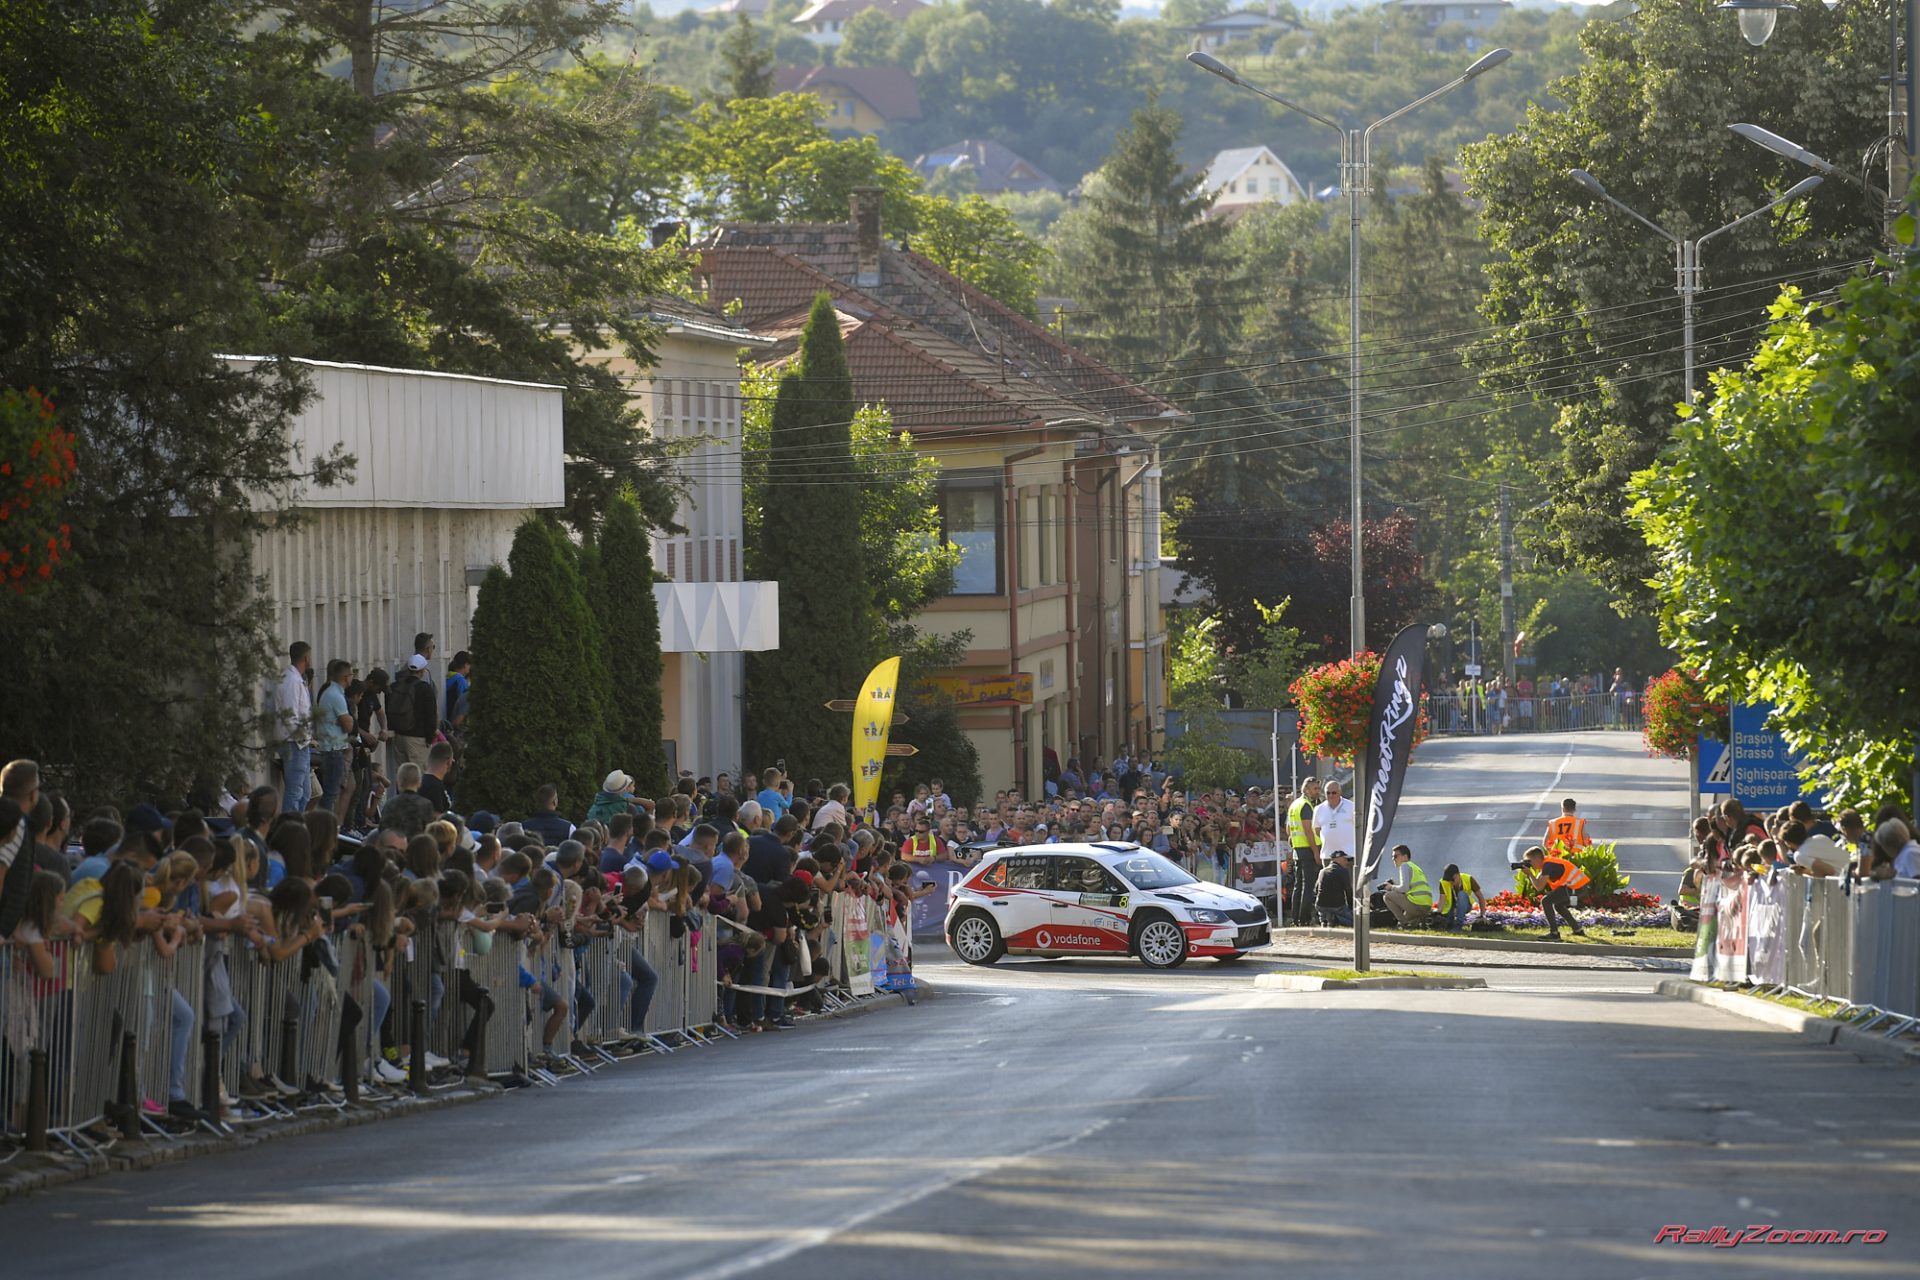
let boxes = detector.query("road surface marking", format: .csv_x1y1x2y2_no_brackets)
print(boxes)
1473,812,1504,821
678,1117,1115,1280
1506,746,1576,862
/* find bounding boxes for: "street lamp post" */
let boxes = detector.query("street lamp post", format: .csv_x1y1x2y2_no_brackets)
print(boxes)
1566,169,1824,402
1728,122,1904,248
1188,46,1511,971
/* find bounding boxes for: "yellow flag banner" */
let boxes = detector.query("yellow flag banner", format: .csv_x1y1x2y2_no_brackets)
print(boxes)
851,655,902,810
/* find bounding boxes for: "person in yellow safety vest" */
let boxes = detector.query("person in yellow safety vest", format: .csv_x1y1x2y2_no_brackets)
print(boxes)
1380,844,1434,927
1542,798,1591,855
1434,863,1487,932
1284,778,1322,926
1524,844,1590,940
901,814,945,865
1671,853,1706,932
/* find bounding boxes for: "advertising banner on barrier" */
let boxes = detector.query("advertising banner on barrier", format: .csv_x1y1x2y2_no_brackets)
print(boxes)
869,897,890,989
1231,840,1280,898
1691,878,1720,982
1714,878,1749,985
907,860,974,938
1747,876,1785,986
842,894,874,996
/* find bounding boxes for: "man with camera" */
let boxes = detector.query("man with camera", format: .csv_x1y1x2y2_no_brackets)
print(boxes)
1521,844,1589,940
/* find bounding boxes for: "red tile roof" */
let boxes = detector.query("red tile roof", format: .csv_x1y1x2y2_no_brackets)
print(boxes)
700,223,1176,439
772,65,923,124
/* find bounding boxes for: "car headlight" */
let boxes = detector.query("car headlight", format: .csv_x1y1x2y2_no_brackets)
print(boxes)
1189,909,1229,924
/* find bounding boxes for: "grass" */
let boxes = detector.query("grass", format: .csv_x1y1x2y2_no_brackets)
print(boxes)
1706,984,1847,1018
1290,967,1444,981
1369,922,1699,949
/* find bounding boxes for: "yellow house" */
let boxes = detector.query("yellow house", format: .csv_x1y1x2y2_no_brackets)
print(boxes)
701,190,1177,797
773,65,923,135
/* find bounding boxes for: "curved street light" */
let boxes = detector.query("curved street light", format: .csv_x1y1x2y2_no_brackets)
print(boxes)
1716,0,1797,46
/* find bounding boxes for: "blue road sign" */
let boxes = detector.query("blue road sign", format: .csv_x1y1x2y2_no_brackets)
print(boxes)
1697,735,1731,795
1729,702,1823,810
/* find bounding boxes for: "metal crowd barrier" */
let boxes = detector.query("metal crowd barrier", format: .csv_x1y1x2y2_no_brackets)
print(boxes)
1428,692,1643,736
4,899,871,1155
1701,875,1920,1025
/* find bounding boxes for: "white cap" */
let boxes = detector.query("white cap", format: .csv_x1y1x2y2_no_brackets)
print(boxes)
407,654,429,671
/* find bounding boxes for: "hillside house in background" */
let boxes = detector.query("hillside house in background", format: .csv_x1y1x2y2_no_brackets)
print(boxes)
1179,6,1303,50
703,0,771,15
1392,0,1513,42
699,190,1179,793
791,0,925,46
773,65,923,134
912,139,1065,196
1202,146,1308,217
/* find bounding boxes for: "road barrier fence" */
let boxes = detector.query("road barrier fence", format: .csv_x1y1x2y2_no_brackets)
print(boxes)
2,892,894,1157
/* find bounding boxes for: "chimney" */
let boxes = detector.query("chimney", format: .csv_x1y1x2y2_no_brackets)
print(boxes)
650,220,686,250
850,186,882,287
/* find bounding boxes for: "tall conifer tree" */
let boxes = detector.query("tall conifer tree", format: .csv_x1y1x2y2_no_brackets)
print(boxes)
594,491,669,793
745,294,874,782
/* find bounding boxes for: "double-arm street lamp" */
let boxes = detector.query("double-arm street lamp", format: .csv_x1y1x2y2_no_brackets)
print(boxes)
1566,168,1825,402
1187,46,1512,970
1728,122,1903,247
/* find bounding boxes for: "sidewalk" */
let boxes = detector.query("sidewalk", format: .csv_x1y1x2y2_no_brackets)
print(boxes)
1259,932,1691,972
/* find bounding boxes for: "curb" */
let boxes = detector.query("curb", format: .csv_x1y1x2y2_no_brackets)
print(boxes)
0,1082,498,1206
1653,979,1920,1067
1254,973,1487,992
0,987,923,1206
1256,947,1685,973
1273,926,1690,959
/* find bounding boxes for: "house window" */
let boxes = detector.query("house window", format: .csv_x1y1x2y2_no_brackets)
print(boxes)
939,474,1002,595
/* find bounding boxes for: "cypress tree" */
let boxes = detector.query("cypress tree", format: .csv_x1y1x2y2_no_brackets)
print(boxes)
593,491,669,794
462,519,609,817
745,293,874,782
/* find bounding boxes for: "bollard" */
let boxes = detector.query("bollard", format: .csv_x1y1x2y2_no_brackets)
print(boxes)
25,1048,50,1153
112,1030,141,1139
200,1028,224,1123
409,999,428,1095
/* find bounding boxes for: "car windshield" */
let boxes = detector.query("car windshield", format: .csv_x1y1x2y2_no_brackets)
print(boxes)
1112,854,1197,890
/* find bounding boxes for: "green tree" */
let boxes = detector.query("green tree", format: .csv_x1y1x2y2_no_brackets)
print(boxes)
836,7,899,67
1464,0,1884,605
591,492,670,794
744,295,876,782
686,95,922,225
1048,99,1224,367
718,13,776,99
462,520,611,816
1632,243,1920,806
0,0,346,805
910,193,1047,315
257,0,683,534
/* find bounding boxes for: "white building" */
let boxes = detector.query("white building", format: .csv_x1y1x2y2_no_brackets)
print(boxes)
1393,0,1513,35
790,0,925,46
247,356,565,701
1180,7,1302,50
1202,146,1308,216
590,302,781,779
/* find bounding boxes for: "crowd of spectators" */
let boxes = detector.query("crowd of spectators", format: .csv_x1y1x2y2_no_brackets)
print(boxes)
1675,795,1920,928
1430,667,1641,735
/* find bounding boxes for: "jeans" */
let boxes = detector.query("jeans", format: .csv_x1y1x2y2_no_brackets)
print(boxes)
1290,849,1319,925
745,948,778,1024
1444,894,1470,931
1319,905,1354,927
316,748,348,812
169,989,195,1102
766,953,790,1022
370,978,391,1055
618,948,659,1031
1541,886,1580,935
281,743,312,813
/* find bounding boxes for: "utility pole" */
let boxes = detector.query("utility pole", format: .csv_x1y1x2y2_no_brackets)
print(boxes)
1498,485,1516,690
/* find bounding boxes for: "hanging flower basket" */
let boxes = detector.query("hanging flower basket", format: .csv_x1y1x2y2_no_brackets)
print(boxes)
0,388,76,596
1641,668,1727,759
1290,651,1428,764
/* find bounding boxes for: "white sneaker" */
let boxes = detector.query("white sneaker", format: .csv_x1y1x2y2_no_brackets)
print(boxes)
424,1051,451,1070
372,1059,407,1085
268,1074,300,1097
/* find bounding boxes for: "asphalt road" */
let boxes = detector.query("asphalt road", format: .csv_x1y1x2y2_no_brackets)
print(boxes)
7,950,1916,1279
1383,730,1691,895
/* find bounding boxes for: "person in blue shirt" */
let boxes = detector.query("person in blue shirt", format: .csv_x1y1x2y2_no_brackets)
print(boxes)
755,768,792,822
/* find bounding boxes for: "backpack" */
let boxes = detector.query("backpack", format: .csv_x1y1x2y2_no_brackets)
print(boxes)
387,672,422,736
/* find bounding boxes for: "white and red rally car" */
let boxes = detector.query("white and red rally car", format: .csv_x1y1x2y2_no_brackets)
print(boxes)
943,841,1271,970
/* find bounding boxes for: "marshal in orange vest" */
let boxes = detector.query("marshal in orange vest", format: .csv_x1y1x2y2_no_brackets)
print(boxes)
1543,807,1590,853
